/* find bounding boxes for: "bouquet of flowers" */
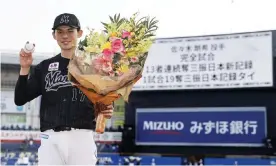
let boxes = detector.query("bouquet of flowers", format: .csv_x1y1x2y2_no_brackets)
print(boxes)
67,12,158,133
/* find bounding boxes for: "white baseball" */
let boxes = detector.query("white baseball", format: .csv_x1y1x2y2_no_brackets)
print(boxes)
23,41,35,53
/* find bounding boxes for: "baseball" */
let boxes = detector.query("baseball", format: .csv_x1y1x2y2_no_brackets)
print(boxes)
23,41,35,53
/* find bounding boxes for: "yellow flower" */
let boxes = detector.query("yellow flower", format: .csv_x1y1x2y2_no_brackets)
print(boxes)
110,32,117,37
119,64,129,73
84,46,101,53
130,32,135,37
126,51,136,57
102,42,111,50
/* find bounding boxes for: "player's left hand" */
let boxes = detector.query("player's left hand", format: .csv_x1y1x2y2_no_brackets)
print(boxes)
101,104,114,119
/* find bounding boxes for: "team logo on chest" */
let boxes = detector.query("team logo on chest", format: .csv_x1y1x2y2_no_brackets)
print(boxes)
48,62,59,71
45,70,72,91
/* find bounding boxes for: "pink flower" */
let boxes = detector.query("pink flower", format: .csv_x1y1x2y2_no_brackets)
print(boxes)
92,57,113,73
110,38,125,53
102,49,114,61
122,30,131,39
130,57,139,63
102,62,112,73
92,58,104,71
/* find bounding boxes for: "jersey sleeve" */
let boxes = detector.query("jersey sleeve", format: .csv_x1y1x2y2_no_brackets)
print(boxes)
14,63,43,106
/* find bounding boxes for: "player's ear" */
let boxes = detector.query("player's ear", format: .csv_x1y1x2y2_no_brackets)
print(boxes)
77,29,83,38
52,31,56,40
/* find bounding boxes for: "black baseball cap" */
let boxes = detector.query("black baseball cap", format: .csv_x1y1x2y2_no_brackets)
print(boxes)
52,13,81,30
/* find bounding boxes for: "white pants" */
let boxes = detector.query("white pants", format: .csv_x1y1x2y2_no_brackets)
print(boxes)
38,128,97,165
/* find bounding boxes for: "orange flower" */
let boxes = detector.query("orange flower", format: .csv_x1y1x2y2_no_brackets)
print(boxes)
111,32,117,37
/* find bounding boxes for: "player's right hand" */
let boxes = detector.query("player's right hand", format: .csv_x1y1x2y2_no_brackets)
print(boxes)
19,49,33,69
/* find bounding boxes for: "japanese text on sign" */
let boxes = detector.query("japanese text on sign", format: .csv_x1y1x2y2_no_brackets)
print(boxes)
190,120,257,135
133,31,273,90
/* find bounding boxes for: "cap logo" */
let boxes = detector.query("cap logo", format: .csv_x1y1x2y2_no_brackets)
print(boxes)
60,15,70,24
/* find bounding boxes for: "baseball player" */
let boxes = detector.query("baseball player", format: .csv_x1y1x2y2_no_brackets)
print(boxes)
14,13,114,165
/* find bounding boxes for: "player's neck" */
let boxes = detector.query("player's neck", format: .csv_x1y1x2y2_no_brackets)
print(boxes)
61,49,74,59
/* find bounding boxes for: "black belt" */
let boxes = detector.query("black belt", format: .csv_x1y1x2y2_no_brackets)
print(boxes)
53,126,72,132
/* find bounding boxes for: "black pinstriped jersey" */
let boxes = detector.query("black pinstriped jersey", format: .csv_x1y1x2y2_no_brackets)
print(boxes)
14,53,96,132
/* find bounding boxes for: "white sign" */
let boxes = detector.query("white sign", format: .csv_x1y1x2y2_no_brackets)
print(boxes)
1,91,27,113
133,31,273,91
1,114,26,126
1,130,122,142
1,130,41,141
93,132,122,142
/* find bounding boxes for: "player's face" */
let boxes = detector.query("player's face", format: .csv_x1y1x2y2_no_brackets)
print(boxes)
53,25,83,51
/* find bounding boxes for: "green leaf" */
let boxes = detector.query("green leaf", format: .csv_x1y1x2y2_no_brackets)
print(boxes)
114,14,117,22
78,38,88,51
149,21,158,28
145,29,157,35
135,26,143,34
143,34,155,39
115,13,120,22
109,16,114,23
149,17,157,24
101,22,109,27
136,16,147,25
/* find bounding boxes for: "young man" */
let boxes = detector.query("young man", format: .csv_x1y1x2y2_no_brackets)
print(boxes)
14,13,114,165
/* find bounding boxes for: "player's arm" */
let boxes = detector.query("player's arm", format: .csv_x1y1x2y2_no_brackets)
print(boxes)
14,64,42,106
